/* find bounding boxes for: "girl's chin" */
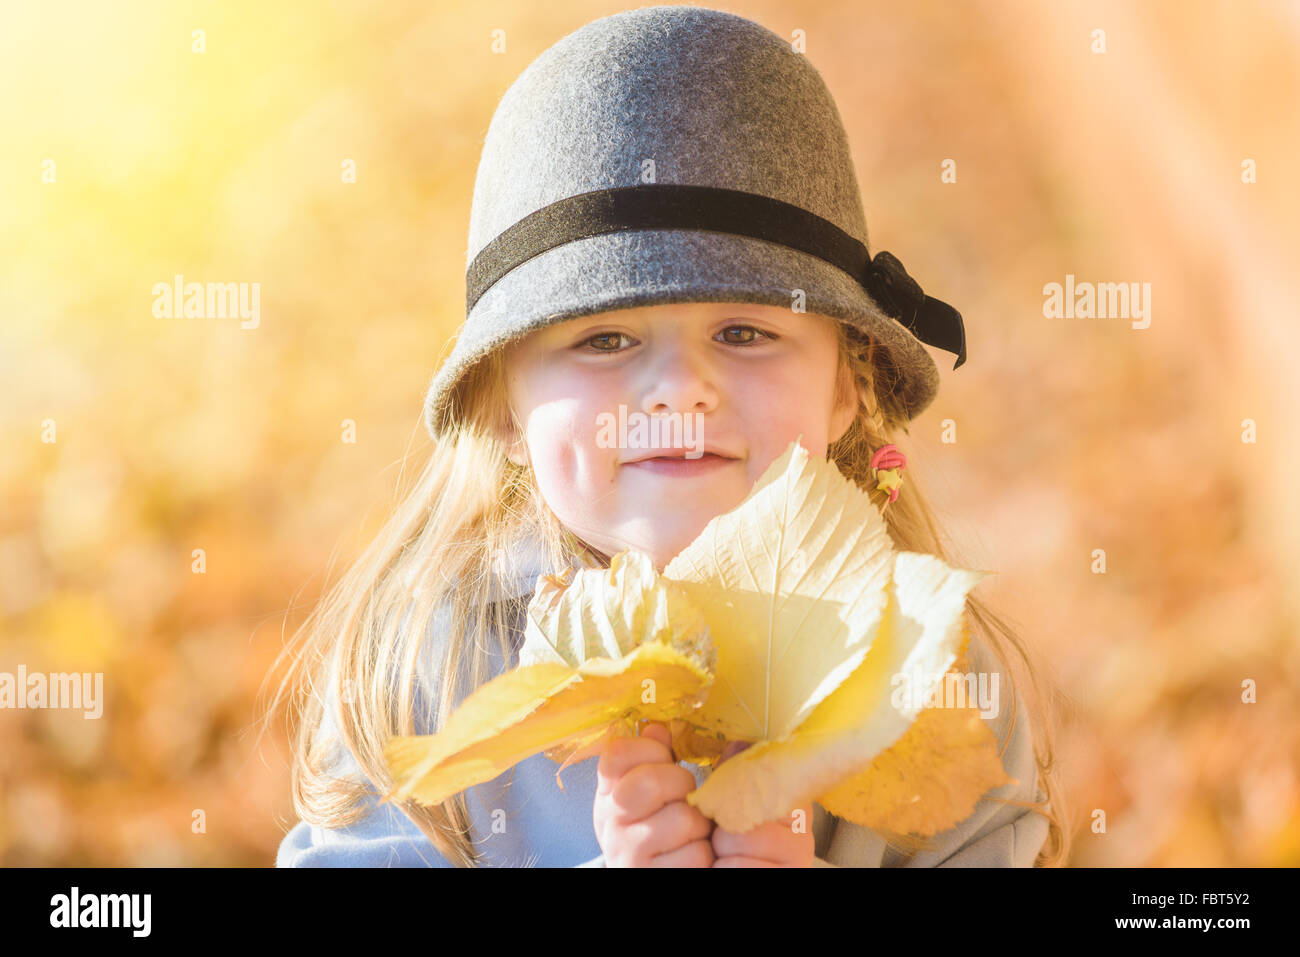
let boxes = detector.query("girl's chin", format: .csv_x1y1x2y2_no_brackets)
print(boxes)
632,532,711,570
577,515,725,568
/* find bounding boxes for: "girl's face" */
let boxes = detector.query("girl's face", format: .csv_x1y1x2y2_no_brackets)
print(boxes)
501,301,858,570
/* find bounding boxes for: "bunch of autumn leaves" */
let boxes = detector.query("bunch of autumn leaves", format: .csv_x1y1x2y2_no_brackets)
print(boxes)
383,441,1013,836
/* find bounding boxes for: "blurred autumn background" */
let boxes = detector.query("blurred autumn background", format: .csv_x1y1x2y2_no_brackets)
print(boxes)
2,0,1297,867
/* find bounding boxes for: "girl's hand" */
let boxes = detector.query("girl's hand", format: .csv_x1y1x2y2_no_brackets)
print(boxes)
593,720,716,867
709,741,817,868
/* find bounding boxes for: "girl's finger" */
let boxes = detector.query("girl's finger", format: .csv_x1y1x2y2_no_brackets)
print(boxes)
712,855,779,868
628,801,714,860
596,727,674,795
607,763,700,824
711,819,788,860
637,720,676,758
649,838,715,868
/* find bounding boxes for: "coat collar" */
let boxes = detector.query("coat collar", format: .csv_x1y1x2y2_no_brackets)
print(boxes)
485,526,604,606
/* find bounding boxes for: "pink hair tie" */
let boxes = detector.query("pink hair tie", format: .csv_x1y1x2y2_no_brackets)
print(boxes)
869,444,907,505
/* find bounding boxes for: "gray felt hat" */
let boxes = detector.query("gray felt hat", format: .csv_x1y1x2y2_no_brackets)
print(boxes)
422,4,966,441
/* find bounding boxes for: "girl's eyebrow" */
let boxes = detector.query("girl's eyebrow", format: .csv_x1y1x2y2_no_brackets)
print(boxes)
715,308,798,330
711,302,797,320
554,316,632,339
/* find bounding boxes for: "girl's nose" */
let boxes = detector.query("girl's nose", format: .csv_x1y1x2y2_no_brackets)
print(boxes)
639,342,720,416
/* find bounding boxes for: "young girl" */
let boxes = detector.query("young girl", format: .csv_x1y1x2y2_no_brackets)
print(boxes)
267,5,1069,867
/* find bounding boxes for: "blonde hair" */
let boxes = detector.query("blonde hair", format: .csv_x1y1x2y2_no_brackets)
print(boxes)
260,317,1071,867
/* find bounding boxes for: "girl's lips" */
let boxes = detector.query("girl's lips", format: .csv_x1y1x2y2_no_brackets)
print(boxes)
622,452,740,477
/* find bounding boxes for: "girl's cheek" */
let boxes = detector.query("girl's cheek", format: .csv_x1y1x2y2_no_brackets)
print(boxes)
525,403,580,451
532,438,575,479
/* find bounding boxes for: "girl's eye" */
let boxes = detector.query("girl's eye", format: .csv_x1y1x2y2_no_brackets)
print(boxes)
579,325,774,352
718,325,774,345
581,331,635,352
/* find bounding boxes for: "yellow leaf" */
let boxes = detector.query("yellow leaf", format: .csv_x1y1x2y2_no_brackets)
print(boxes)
818,699,1014,836
664,439,992,832
664,439,897,744
383,550,715,806
668,718,729,766
520,550,715,672
813,622,1014,837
